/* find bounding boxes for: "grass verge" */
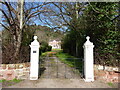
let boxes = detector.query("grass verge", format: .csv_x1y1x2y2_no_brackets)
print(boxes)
1,78,22,87
56,50,83,73
40,49,83,73
0,78,22,83
107,82,114,87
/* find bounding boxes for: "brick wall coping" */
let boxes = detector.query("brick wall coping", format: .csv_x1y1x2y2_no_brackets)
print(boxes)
0,62,30,69
94,64,119,72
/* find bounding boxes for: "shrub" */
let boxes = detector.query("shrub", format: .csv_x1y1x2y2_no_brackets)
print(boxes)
47,46,52,51
39,41,52,53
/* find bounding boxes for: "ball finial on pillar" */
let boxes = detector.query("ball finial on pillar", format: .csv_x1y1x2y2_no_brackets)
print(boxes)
34,36,37,40
86,36,90,41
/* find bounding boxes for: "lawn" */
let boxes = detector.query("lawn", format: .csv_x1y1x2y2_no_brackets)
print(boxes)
56,50,84,73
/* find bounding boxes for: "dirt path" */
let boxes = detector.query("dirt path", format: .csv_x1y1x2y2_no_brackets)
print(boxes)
3,54,116,88
40,55,81,79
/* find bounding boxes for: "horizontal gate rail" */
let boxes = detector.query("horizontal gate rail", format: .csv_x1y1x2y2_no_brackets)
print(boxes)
39,56,84,79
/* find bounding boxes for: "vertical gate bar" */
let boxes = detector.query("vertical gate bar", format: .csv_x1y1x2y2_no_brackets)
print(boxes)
49,56,50,78
47,55,49,78
82,58,84,78
46,56,47,78
81,59,82,78
51,57,52,78
39,57,41,78
56,57,58,78
65,64,66,78
74,58,75,79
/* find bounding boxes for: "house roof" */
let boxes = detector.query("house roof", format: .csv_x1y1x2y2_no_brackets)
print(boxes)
49,39,61,42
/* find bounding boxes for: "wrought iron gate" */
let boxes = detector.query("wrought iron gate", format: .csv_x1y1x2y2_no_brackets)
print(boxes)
39,55,84,79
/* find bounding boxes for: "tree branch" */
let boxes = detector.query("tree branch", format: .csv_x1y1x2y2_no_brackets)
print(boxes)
88,2,111,20
0,23,10,31
0,8,11,26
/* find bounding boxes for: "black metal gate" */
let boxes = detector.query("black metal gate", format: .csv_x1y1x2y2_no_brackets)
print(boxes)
39,55,84,79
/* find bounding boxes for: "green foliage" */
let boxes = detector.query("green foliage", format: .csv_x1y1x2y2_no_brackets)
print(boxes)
47,46,52,51
107,82,113,87
1,78,22,87
62,2,119,66
40,41,52,54
10,78,22,83
62,17,86,57
41,52,48,57
86,2,119,66
0,79,6,83
21,26,36,46
56,50,83,72
0,78,22,83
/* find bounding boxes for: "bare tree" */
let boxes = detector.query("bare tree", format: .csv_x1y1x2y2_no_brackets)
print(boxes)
0,1,49,62
39,2,84,30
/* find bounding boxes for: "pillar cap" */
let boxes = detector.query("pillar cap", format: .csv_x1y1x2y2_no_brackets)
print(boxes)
84,36,94,46
86,36,90,41
30,36,40,47
34,36,38,40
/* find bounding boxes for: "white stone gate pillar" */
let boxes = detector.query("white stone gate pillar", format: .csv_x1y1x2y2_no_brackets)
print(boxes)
83,36,94,82
30,36,40,80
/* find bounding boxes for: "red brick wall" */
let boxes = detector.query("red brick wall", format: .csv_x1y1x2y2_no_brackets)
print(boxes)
0,63,30,80
94,65,119,83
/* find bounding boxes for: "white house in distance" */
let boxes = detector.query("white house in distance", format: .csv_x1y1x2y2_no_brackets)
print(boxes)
49,40,61,49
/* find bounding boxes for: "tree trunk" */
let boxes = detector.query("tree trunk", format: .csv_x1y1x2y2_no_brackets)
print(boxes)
13,30,22,62
13,0,24,63
75,2,79,57
76,41,79,57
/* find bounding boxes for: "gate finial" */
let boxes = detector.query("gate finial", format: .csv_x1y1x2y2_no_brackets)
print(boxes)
86,36,90,41
34,36,37,40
